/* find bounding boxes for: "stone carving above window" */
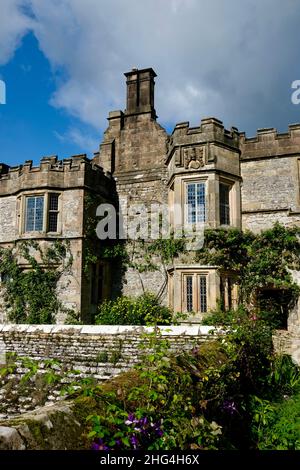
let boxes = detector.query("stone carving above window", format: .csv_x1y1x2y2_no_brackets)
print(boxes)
174,146,206,169
184,146,205,169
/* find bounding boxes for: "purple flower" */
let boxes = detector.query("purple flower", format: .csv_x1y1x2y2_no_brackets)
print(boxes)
91,438,110,451
91,442,100,451
130,435,139,449
140,416,148,427
222,400,238,415
125,413,138,425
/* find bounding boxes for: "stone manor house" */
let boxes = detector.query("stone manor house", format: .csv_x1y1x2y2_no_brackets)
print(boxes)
1,67,300,329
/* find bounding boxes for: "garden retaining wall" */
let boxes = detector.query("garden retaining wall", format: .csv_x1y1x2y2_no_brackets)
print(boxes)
0,324,216,420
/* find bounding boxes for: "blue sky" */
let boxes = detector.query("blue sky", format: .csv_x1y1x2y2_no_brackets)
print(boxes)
0,33,100,166
1,0,300,167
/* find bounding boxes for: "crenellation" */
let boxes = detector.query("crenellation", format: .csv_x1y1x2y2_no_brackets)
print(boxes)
240,123,300,159
0,154,112,197
170,117,240,151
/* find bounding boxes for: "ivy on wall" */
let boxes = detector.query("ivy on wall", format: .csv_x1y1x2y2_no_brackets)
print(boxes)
98,236,186,301
0,240,73,324
197,223,300,318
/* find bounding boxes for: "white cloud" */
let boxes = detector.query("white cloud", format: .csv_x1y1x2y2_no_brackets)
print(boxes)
1,0,300,135
54,127,99,154
0,0,32,65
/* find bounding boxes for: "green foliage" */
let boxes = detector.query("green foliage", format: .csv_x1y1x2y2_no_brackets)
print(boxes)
249,395,276,444
59,313,299,450
254,392,300,450
202,305,249,326
86,331,225,450
220,315,274,396
132,236,186,295
268,354,300,396
202,306,277,390
95,292,173,325
197,223,300,315
64,309,83,325
0,240,73,324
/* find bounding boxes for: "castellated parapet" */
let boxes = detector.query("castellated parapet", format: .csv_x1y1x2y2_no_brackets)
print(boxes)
240,124,300,159
0,154,113,197
169,117,239,149
166,118,240,185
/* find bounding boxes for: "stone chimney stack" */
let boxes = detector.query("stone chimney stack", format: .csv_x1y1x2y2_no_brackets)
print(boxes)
124,67,157,119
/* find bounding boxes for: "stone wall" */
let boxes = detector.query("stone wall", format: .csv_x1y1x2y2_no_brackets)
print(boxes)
241,156,300,233
273,330,300,364
240,128,300,331
240,126,300,234
0,324,215,419
0,401,83,450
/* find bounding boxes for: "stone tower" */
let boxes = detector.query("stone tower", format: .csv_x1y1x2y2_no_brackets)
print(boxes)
94,68,169,299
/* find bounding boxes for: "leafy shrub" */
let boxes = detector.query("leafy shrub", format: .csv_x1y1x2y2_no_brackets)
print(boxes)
255,393,300,450
197,223,300,313
77,316,300,450
268,354,300,396
202,305,248,326
225,318,273,396
95,292,173,325
87,332,226,450
203,302,290,331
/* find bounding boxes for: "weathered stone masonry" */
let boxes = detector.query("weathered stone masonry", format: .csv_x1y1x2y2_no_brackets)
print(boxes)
0,155,114,322
1,67,300,333
0,324,215,420
0,324,214,379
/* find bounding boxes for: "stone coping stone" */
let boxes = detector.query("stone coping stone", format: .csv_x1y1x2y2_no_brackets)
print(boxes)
0,324,217,336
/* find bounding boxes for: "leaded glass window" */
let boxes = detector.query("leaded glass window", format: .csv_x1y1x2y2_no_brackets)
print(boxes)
220,183,230,225
25,196,44,232
186,183,206,223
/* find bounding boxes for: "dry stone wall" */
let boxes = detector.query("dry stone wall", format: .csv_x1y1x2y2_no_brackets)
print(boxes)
0,324,215,419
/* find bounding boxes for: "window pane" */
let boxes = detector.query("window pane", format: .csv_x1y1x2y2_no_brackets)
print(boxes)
48,193,59,232
187,184,196,223
199,276,207,313
48,212,58,232
186,276,193,312
25,198,35,232
25,196,44,232
196,183,206,222
186,183,206,224
49,193,59,211
220,183,230,225
35,197,44,231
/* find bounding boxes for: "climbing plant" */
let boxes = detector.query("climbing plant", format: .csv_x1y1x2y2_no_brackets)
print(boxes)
82,191,187,302
0,240,73,324
97,235,186,302
196,223,300,321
